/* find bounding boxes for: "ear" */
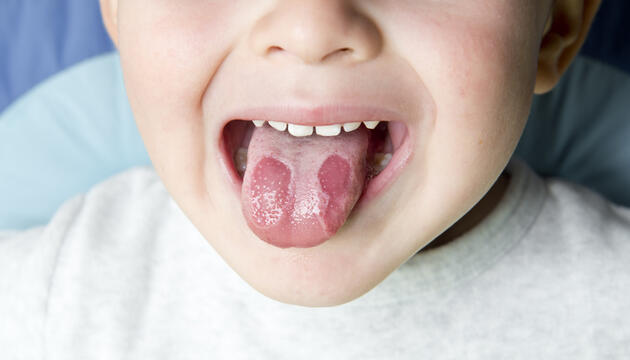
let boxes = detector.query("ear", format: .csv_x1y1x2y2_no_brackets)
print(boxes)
534,0,601,94
100,0,119,46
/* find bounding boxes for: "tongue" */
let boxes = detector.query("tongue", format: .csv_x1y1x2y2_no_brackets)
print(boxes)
241,125,369,248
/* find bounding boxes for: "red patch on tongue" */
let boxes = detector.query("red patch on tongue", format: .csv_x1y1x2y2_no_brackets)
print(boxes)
318,155,352,233
248,157,292,228
241,125,368,248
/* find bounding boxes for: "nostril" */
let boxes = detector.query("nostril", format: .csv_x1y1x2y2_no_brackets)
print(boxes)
266,45,354,64
267,46,285,55
338,48,354,57
322,47,354,62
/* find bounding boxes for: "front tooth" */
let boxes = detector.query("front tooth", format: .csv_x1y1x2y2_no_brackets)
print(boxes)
342,122,361,132
252,120,265,127
316,124,342,136
268,121,287,131
363,121,380,130
288,123,314,137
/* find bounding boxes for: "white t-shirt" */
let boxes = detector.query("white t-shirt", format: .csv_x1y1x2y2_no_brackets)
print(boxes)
1,158,630,359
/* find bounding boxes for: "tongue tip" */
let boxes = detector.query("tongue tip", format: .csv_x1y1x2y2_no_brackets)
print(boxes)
245,201,356,249
245,218,334,249
262,235,331,249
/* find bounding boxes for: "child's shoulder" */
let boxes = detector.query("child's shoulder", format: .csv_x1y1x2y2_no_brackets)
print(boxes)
76,165,168,217
0,166,208,359
542,174,630,240
60,165,188,244
0,165,179,267
521,166,630,279
495,158,630,276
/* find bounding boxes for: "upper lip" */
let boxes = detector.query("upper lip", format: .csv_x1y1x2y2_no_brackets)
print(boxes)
222,104,407,127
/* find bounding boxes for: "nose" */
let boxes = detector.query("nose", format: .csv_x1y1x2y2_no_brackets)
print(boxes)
249,0,383,65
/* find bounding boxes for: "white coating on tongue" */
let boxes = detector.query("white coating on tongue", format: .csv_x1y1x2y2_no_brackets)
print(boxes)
241,125,369,248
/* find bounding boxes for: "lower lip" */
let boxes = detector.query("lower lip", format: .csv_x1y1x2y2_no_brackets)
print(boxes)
218,123,414,231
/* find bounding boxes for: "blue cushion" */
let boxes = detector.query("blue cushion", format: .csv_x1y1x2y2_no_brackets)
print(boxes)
0,53,150,230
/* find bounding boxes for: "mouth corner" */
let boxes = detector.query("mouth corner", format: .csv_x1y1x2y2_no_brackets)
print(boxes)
219,120,254,191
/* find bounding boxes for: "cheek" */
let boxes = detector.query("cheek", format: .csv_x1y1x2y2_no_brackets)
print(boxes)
434,26,533,151
409,9,538,163
382,3,540,236
118,1,238,128
377,2,539,164
116,1,244,201
433,23,537,206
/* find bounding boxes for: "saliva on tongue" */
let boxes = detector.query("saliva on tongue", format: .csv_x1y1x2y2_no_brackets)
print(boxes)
241,125,369,248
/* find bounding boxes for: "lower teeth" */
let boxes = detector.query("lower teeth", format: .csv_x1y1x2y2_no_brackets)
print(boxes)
233,147,392,179
372,153,392,173
235,147,248,177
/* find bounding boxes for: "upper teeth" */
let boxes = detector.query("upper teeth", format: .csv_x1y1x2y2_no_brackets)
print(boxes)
316,124,341,136
267,121,287,131
288,123,313,137
252,120,380,137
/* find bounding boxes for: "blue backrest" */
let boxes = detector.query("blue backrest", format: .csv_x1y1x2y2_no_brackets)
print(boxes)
0,0,114,111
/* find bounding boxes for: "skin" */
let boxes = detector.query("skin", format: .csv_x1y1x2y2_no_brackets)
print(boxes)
100,0,600,307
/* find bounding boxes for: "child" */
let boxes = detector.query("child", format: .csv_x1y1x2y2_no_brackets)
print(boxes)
2,0,629,358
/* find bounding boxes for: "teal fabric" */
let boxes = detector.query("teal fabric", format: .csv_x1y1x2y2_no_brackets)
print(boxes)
517,56,630,207
1,52,629,230
0,53,150,230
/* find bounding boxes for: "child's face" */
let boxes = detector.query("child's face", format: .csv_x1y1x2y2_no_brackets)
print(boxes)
109,0,552,306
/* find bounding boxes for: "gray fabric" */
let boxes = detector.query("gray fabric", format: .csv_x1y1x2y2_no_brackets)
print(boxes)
1,158,630,359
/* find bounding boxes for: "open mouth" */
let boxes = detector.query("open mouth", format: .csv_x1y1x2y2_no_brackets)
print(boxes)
220,118,411,248
225,119,405,181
